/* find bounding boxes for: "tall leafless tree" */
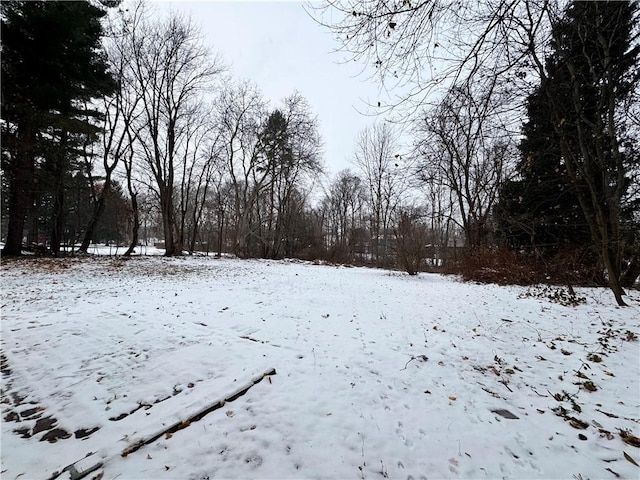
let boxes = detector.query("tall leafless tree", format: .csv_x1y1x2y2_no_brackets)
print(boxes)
353,122,406,265
322,168,367,260
213,80,267,257
256,93,323,258
127,8,225,256
78,9,144,254
414,79,513,248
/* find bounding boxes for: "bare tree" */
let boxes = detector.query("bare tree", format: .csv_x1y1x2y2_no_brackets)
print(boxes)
414,79,513,248
394,207,429,275
312,0,556,115
174,103,218,254
416,166,456,266
78,9,144,254
213,80,267,257
127,8,225,256
353,122,406,265
255,92,323,258
322,168,367,261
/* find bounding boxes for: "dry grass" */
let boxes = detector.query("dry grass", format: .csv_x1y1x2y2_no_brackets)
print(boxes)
446,246,607,287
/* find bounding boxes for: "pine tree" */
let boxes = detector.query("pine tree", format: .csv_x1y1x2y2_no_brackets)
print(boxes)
498,0,639,304
1,1,115,255
496,88,590,253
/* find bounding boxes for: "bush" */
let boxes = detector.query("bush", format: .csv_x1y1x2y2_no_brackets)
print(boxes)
450,246,607,287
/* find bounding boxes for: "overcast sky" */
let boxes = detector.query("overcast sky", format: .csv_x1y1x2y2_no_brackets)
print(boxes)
155,1,389,178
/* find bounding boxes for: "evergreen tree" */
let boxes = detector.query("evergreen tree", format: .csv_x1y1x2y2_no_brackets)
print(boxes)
497,1,639,302
1,1,115,255
496,87,590,253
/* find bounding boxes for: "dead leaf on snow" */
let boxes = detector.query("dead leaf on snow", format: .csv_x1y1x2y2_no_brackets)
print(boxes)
586,353,602,363
624,451,639,467
621,431,640,448
491,409,519,419
597,409,619,418
568,417,589,429
599,429,615,440
449,396,457,401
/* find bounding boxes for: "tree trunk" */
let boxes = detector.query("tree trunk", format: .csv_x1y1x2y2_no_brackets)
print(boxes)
160,189,179,256
123,191,140,257
50,183,65,256
2,123,35,256
217,207,224,258
602,245,627,306
49,131,69,256
621,254,640,288
78,181,111,253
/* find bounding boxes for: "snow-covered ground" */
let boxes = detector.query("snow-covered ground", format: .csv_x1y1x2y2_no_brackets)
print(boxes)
1,256,638,480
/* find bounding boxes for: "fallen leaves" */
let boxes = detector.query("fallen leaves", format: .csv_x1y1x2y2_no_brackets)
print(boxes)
491,409,519,420
620,431,640,448
624,451,639,467
586,353,602,363
568,417,589,430
599,429,615,440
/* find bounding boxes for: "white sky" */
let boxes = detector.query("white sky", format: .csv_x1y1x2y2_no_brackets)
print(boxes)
155,1,389,177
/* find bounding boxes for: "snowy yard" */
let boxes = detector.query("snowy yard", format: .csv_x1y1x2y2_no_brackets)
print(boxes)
1,256,639,480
